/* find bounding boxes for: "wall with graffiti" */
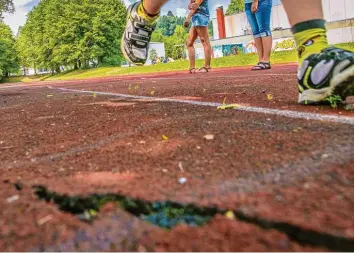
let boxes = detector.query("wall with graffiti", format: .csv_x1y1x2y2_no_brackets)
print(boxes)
272,38,296,51
211,44,244,58
209,38,296,59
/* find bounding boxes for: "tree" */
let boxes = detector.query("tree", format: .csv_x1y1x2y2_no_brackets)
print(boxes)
149,25,188,60
226,0,244,16
0,21,19,79
208,20,213,38
155,13,185,36
149,48,158,61
0,0,14,18
16,0,127,73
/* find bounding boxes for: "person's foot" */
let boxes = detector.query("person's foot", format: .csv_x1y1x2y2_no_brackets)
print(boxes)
251,62,271,71
121,1,157,66
199,66,211,73
298,47,354,105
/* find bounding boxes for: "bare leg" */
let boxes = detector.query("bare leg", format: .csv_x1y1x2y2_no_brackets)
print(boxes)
196,26,212,68
187,27,198,70
254,37,263,63
281,0,323,26
261,36,272,63
143,0,168,15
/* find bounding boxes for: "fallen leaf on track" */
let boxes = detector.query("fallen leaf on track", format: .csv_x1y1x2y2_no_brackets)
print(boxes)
178,161,184,172
37,214,53,226
222,96,227,105
203,134,214,140
225,210,235,220
217,104,240,110
7,195,19,203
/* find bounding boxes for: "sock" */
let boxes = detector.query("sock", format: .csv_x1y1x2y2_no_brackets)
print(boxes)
137,1,160,24
292,19,329,63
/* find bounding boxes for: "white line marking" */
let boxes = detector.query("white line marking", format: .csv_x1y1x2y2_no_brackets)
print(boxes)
50,87,354,125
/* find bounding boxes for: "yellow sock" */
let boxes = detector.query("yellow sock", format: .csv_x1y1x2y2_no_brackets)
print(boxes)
292,20,329,64
137,2,160,24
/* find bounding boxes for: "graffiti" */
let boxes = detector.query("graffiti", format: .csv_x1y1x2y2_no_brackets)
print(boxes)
212,44,244,58
222,44,244,56
212,46,223,58
273,38,296,51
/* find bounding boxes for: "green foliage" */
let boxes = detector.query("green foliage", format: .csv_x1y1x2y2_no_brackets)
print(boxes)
149,48,158,61
0,21,19,79
155,13,185,36
150,25,188,60
208,20,214,38
16,0,126,73
0,0,14,17
226,0,245,16
325,95,342,109
6,43,352,84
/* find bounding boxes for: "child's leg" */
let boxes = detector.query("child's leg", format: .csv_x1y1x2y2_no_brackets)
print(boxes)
187,27,198,71
142,0,167,15
195,26,211,69
282,0,328,63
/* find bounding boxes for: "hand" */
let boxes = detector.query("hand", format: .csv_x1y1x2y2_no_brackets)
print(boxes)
184,17,191,28
251,0,258,13
190,2,199,10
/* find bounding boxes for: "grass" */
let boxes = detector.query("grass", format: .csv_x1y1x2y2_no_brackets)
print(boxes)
1,74,49,84
2,42,353,83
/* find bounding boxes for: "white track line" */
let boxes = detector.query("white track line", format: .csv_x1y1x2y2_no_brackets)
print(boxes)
51,86,354,125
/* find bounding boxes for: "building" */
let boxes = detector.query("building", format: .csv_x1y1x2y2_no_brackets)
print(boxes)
194,0,354,59
146,42,166,65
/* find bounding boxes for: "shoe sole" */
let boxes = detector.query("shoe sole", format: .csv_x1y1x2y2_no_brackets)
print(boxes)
298,64,354,105
120,3,144,67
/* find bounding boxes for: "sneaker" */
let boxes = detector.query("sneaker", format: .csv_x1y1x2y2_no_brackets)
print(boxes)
121,1,156,66
297,47,354,105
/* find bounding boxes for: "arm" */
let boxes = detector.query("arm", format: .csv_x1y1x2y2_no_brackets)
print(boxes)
184,0,203,27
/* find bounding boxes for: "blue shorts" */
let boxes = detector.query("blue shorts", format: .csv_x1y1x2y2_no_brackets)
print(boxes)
192,13,209,27
245,0,272,38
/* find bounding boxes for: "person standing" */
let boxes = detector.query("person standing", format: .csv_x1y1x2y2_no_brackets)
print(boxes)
184,0,212,73
245,0,273,70
121,0,353,105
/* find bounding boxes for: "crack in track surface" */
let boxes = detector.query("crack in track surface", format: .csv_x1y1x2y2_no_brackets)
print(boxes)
32,185,354,252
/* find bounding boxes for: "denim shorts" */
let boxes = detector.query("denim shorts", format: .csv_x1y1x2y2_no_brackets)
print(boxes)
245,0,272,38
192,13,210,27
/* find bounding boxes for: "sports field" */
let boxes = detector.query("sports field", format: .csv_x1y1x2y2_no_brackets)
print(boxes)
0,64,353,251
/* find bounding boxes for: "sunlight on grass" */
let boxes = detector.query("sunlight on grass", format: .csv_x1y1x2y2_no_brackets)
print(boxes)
2,43,353,84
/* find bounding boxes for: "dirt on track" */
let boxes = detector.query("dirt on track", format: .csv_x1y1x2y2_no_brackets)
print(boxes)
0,65,353,251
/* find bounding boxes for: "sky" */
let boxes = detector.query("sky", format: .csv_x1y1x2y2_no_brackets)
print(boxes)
3,0,282,33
